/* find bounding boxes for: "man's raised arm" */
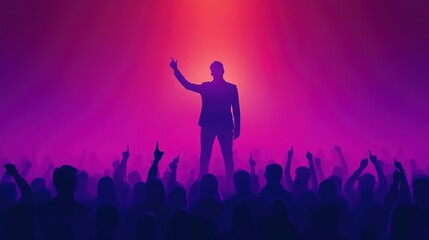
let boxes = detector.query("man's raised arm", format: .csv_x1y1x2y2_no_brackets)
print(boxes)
170,58,202,93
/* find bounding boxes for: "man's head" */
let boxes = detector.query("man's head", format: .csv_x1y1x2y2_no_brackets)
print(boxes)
295,167,311,183
357,173,376,195
53,165,78,198
293,167,311,192
264,164,283,185
199,174,219,198
328,175,343,194
319,179,337,201
210,61,224,78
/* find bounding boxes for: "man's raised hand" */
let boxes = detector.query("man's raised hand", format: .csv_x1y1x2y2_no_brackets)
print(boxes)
334,145,342,153
359,158,369,170
4,164,18,177
369,150,377,164
394,158,404,172
169,156,179,172
154,142,164,162
122,146,130,159
287,146,294,159
170,57,178,70
306,151,313,161
249,154,256,168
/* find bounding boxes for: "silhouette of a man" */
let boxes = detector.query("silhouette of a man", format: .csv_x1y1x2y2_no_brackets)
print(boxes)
170,58,240,180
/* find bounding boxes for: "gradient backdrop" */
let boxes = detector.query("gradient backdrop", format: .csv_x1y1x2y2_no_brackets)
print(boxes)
1,0,428,176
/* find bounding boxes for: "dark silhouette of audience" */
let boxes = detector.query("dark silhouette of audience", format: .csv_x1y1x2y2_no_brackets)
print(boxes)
0,144,428,240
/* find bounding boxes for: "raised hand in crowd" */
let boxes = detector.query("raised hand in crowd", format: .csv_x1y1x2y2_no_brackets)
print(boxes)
284,146,294,190
394,158,411,204
167,156,179,191
345,158,368,200
43,163,55,180
147,142,164,181
334,145,349,179
249,154,256,175
369,150,388,198
314,157,326,183
306,150,318,193
4,163,33,203
113,146,130,184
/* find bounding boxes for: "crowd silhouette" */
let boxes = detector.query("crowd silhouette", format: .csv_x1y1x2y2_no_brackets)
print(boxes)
0,143,428,240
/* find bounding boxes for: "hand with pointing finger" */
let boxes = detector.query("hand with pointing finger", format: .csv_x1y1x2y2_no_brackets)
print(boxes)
122,146,130,159
369,150,377,164
288,146,294,159
170,57,178,70
4,164,18,177
249,154,256,168
169,156,179,171
306,151,313,161
394,158,404,172
154,142,164,162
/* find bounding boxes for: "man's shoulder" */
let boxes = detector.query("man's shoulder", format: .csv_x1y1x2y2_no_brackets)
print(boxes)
203,81,236,87
224,81,237,88
199,81,211,89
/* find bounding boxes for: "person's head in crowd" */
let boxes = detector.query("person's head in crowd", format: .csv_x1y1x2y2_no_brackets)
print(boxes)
319,179,337,201
53,165,78,199
167,185,187,210
31,178,47,192
294,166,311,192
358,173,376,197
146,178,165,203
128,170,142,187
328,175,343,195
199,174,219,199
97,176,117,204
264,164,283,185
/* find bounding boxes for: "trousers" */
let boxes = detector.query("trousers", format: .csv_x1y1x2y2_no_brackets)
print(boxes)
199,126,234,180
